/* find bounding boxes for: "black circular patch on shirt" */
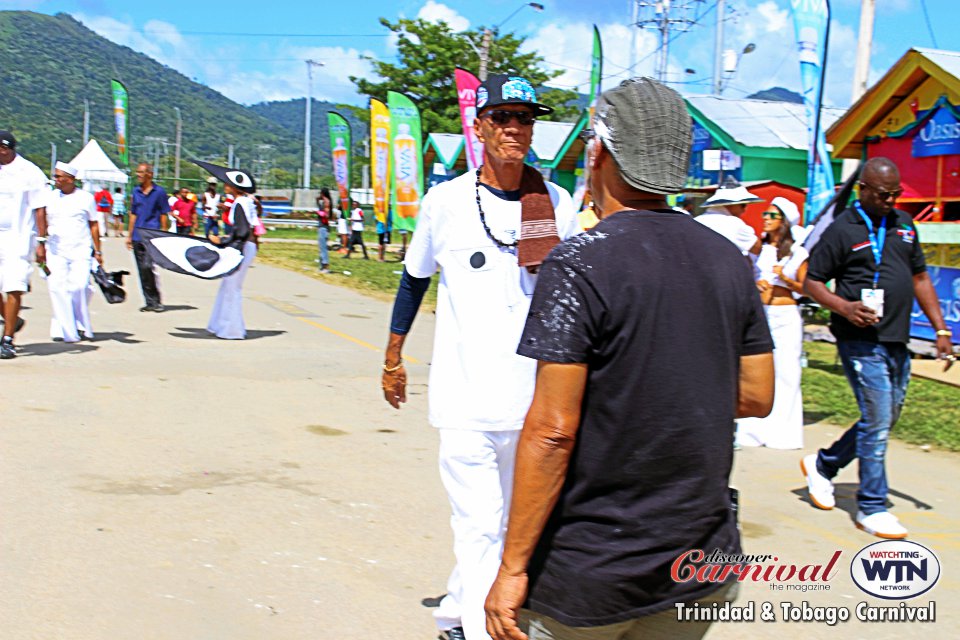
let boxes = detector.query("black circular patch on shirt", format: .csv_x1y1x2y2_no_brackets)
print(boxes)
185,245,220,272
470,251,486,269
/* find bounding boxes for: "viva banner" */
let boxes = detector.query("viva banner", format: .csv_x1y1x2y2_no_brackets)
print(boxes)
327,112,352,212
455,68,483,171
110,80,129,166
370,99,391,224
387,91,423,231
791,0,835,224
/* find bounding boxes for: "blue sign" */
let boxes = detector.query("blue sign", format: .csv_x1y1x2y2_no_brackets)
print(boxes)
912,106,960,158
910,266,960,341
692,121,714,152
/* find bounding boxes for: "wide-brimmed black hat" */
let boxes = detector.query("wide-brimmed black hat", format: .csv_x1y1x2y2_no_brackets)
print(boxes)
193,160,256,193
476,74,552,116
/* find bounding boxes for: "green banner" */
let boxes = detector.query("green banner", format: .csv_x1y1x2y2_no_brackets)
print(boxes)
589,25,602,111
111,79,129,166
327,112,352,212
387,91,423,231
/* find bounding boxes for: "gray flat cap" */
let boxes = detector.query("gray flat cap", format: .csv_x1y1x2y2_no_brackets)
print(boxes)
594,78,691,194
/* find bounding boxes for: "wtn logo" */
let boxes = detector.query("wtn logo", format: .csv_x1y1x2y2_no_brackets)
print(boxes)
861,558,927,583
851,541,940,600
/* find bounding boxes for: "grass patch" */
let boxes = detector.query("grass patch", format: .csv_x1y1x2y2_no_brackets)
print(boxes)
802,342,960,451
257,241,438,309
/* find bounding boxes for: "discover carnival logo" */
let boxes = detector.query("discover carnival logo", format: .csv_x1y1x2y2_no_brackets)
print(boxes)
850,540,941,600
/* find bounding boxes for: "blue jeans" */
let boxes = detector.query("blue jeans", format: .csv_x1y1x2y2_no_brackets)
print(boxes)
204,217,219,236
817,341,911,515
318,226,329,267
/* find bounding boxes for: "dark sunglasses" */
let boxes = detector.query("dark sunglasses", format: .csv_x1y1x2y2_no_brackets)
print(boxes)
762,211,784,220
859,182,903,201
482,109,536,126
578,129,596,143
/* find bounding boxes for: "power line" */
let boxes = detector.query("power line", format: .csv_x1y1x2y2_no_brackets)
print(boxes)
919,0,939,48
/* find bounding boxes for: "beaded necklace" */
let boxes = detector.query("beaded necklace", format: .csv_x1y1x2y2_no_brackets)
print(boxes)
474,166,518,249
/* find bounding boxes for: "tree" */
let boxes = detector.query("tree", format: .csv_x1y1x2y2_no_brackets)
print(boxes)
351,18,580,136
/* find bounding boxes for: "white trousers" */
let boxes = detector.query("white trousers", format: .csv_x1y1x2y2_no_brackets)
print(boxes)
435,428,520,640
46,251,93,342
737,304,804,449
207,242,256,339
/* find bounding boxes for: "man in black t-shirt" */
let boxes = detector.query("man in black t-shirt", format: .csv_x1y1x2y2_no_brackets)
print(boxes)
803,157,953,540
484,78,775,640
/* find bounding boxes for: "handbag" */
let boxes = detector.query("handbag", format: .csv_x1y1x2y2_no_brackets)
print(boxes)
91,267,129,304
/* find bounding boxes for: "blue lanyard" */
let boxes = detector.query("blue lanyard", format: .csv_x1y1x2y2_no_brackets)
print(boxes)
854,201,886,288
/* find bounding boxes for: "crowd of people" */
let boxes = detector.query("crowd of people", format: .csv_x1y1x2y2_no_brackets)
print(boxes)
2,65,957,640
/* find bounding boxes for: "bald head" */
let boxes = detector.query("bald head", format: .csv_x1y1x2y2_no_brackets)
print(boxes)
859,157,901,217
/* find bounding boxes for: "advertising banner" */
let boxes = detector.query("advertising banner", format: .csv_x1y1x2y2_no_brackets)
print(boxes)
387,91,423,231
912,105,960,158
327,112,352,213
110,80,129,166
790,0,835,224
370,99,391,224
910,265,960,341
589,25,602,115
455,68,483,171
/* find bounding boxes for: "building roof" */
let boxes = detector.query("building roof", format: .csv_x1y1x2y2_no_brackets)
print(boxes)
530,121,575,163
423,133,465,170
827,48,960,159
686,95,844,152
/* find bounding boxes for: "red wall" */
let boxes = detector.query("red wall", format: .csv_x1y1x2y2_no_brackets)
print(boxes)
868,136,960,200
739,183,808,236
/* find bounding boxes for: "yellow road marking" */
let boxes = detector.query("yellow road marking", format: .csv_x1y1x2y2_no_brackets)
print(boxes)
296,317,421,365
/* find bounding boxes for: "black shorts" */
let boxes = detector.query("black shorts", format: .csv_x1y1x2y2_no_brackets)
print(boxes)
378,232,391,245
349,230,365,245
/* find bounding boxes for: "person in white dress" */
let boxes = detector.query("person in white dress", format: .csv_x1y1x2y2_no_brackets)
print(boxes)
737,196,808,449
199,162,259,340
44,162,103,343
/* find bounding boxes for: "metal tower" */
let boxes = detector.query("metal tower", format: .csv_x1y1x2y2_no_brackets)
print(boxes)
630,0,705,82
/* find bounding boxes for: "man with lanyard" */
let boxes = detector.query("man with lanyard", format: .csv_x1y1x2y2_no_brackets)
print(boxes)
803,157,953,539
0,130,48,359
380,74,579,640
125,162,170,312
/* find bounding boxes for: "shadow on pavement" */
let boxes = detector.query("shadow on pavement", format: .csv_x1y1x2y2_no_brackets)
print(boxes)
791,483,934,519
169,327,287,340
155,305,197,312
18,342,99,357
91,332,143,344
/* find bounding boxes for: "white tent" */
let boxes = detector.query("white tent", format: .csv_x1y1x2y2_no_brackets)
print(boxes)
68,139,128,184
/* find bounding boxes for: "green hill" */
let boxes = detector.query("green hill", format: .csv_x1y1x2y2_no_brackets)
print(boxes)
0,11,334,186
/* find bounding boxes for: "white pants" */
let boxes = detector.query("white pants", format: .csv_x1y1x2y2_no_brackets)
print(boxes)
435,428,520,640
46,251,93,342
737,304,804,449
207,242,256,339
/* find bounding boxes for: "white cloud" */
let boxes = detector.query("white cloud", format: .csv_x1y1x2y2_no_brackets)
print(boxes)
756,1,789,33
416,1,470,32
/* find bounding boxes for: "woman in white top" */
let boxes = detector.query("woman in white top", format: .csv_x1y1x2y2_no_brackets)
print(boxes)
345,201,369,259
197,161,259,340
737,197,808,449
44,162,102,342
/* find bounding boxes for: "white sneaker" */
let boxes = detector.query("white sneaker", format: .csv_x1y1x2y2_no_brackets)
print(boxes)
856,511,908,539
801,454,835,510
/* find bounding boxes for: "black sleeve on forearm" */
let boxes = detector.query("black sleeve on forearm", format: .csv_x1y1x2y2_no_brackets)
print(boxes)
390,268,431,335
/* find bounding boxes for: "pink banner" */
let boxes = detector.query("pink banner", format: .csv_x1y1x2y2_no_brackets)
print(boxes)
455,68,483,170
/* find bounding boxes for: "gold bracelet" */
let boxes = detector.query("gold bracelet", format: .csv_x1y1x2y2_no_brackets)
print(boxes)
383,360,403,373
936,329,952,337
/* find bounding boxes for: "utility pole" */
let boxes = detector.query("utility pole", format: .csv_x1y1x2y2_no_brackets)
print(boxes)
303,59,324,189
50,142,56,177
851,0,876,103
479,28,493,81
174,107,182,190
82,99,90,146
633,1,703,82
713,0,725,94
228,144,234,168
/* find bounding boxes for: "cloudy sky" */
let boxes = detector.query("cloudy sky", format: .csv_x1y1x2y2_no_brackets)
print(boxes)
5,0,956,108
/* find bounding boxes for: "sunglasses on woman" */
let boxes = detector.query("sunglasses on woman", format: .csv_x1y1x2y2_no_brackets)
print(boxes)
482,109,537,126
762,211,784,220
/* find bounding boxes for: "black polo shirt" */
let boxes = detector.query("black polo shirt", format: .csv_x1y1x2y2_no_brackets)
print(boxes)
807,206,926,344
517,209,773,626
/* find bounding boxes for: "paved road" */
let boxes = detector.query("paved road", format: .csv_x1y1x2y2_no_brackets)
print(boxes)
1,237,956,639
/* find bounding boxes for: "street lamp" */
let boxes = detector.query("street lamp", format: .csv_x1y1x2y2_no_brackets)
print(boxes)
718,43,756,95
303,59,325,189
477,2,545,80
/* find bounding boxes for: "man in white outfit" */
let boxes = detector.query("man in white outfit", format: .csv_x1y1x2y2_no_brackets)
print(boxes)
0,130,48,359
45,162,102,343
696,178,763,257
380,74,579,640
